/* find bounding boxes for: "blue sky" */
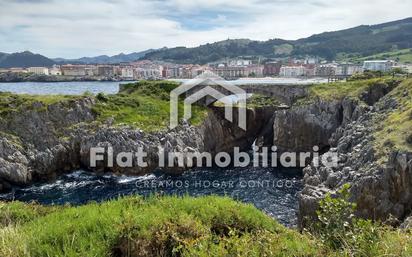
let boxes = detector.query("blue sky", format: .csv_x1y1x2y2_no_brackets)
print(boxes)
0,0,411,58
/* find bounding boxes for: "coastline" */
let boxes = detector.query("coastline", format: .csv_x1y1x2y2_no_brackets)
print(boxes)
0,72,135,83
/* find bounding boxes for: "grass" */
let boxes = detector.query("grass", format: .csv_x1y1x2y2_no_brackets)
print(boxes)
338,49,412,64
294,77,411,160
0,195,411,257
0,81,208,132
0,92,85,116
296,78,394,104
358,49,412,64
374,79,412,159
92,80,208,131
0,196,324,257
246,94,285,108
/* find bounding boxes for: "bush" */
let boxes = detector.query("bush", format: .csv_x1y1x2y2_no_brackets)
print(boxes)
312,184,381,256
96,92,109,102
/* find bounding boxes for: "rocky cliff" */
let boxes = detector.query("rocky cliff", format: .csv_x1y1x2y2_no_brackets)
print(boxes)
297,79,412,227
0,95,204,192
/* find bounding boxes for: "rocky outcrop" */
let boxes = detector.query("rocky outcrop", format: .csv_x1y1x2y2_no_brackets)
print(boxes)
0,98,96,191
298,80,412,228
242,84,308,105
79,123,204,175
0,97,205,192
273,100,343,154
202,106,282,154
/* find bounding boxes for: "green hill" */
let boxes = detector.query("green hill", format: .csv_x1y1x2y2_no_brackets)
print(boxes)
143,17,412,63
0,51,55,68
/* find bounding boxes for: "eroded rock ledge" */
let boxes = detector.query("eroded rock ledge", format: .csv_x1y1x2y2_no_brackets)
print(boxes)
298,80,412,228
0,97,205,192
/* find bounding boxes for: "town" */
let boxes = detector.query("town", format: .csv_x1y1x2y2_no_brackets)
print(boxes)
1,57,411,81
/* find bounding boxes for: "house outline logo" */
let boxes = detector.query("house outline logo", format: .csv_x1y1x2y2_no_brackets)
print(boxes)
170,71,247,130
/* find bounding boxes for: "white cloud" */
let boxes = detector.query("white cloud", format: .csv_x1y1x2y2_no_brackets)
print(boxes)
0,0,410,58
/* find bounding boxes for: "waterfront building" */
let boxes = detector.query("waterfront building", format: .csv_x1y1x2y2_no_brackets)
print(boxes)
363,60,395,72
213,65,263,79
304,64,316,77
263,62,281,76
27,67,49,75
134,67,161,80
97,66,114,77
228,59,252,67
336,63,363,76
315,64,337,77
279,66,306,77
168,66,181,78
85,66,98,76
120,66,134,79
49,65,62,76
61,65,87,76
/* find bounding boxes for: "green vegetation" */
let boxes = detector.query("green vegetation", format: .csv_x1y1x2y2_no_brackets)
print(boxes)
340,49,412,64
92,80,207,131
297,78,397,103
0,81,208,132
145,18,412,63
273,44,294,56
311,185,381,256
295,77,411,159
309,184,412,257
1,194,411,257
374,79,412,159
246,94,285,108
0,92,86,117
0,196,324,257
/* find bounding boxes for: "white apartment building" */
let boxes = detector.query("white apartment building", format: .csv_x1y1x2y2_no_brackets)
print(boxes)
228,59,252,67
27,67,49,75
49,65,62,76
61,65,87,76
134,68,161,79
363,60,395,72
336,64,364,76
121,67,134,79
279,66,306,77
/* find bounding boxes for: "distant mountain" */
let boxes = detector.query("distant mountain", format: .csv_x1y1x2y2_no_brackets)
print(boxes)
143,17,412,63
54,49,157,64
0,51,55,68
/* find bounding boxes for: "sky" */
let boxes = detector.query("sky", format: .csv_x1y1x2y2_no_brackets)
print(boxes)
0,0,411,58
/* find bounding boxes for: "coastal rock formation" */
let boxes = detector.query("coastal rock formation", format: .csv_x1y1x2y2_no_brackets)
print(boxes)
0,96,205,192
272,100,344,154
298,80,412,228
0,97,95,191
79,123,204,175
202,106,282,154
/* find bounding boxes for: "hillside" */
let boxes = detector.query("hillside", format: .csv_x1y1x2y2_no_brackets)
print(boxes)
143,17,412,63
0,51,55,68
54,49,157,64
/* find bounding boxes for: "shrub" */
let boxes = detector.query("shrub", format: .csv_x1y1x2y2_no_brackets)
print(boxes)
96,92,109,102
312,184,381,256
